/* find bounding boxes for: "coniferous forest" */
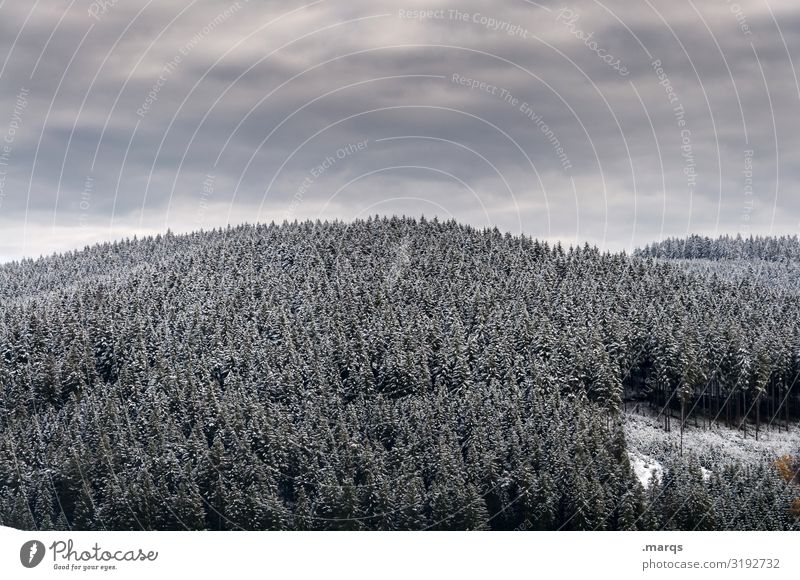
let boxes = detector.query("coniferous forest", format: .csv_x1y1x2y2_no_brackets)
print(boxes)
1,217,799,531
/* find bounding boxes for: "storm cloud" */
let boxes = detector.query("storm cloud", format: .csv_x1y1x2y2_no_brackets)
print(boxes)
0,0,797,260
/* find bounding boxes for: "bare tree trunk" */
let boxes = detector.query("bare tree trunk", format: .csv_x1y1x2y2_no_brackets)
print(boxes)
756,393,760,441
770,380,774,432
742,391,747,439
703,387,708,429
726,387,731,428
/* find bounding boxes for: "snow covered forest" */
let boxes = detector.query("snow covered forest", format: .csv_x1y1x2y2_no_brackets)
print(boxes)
1,217,799,531
637,233,800,261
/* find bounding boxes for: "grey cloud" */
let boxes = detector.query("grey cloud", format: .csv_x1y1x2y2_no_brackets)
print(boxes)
0,0,798,261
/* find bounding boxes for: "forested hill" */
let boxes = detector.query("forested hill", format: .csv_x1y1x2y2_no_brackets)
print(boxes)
0,230,206,301
636,233,800,262
0,218,798,531
636,233,800,295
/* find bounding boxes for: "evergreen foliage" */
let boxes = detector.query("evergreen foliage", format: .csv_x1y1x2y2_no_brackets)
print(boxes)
0,218,798,530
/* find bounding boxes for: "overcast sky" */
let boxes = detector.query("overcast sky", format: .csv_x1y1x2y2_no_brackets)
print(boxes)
0,0,798,261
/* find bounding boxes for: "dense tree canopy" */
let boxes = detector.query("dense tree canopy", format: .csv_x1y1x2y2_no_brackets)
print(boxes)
0,218,797,530
637,233,800,262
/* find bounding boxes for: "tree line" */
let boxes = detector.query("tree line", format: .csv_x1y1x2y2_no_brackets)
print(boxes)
0,217,798,530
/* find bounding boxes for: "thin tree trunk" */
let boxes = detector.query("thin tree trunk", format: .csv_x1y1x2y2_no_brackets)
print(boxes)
702,388,707,430
756,393,760,441
742,390,747,439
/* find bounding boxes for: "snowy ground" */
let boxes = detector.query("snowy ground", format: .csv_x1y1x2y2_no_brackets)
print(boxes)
628,452,664,487
624,408,800,487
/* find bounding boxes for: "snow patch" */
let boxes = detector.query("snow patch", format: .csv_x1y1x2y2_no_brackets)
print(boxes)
628,452,663,487
624,409,800,481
